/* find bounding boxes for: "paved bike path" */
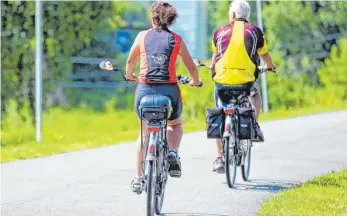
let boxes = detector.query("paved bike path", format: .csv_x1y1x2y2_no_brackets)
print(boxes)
2,110,347,216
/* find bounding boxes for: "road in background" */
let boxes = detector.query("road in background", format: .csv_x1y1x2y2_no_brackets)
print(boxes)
2,110,347,216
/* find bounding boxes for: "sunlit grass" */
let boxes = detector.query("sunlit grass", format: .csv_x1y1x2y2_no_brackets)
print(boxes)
1,106,139,162
257,169,347,216
2,104,346,162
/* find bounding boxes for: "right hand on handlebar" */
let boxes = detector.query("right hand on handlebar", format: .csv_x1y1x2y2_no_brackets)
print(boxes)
177,74,203,87
263,63,277,73
189,79,202,87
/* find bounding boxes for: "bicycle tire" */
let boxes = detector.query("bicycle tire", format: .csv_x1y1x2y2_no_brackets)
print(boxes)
155,149,168,215
241,140,252,181
225,134,237,188
146,161,156,216
155,174,167,214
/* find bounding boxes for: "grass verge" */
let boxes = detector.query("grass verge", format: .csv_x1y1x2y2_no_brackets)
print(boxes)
1,105,346,162
257,169,347,216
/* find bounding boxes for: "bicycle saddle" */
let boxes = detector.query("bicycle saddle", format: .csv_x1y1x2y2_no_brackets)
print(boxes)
139,95,173,120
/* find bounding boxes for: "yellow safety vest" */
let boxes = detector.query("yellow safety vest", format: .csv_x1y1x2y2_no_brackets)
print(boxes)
214,21,256,85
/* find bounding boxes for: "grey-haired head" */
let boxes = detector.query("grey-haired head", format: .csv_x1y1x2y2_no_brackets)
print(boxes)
229,0,251,22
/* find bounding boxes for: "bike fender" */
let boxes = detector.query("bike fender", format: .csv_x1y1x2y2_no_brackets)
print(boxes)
146,154,157,161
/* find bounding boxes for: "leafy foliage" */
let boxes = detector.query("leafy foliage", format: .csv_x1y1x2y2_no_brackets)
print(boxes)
1,1,347,158
1,1,136,124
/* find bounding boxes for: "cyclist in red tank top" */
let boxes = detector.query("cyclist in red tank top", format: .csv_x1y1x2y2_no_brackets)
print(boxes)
125,1,202,194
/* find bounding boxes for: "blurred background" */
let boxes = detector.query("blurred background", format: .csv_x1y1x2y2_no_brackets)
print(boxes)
1,1,347,161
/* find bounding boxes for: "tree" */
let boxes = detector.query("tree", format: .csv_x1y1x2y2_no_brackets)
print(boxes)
1,1,139,126
317,37,347,105
206,1,347,110
262,1,347,80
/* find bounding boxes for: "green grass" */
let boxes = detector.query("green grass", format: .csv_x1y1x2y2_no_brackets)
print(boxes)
257,169,347,216
1,72,346,163
1,104,346,162
1,108,139,162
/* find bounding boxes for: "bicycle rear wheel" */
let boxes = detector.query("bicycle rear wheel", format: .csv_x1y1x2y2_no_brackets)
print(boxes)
225,134,237,188
155,173,167,214
241,140,252,181
146,161,156,216
155,150,168,215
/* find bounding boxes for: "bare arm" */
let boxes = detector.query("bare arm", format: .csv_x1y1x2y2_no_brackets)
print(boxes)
211,52,216,69
179,40,200,85
256,31,276,70
125,33,141,80
260,52,276,70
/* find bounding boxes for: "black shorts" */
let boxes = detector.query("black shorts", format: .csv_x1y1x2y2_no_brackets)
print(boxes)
214,81,260,107
135,83,182,121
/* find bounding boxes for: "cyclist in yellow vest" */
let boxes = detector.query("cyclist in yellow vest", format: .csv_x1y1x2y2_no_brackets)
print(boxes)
211,0,276,173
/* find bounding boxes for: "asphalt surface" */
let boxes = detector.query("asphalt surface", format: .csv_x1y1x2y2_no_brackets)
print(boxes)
2,110,347,216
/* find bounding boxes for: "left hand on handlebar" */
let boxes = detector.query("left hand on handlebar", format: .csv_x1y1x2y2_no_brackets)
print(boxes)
125,73,139,82
193,58,203,67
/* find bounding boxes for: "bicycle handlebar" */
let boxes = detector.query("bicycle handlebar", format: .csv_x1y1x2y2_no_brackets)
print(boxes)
257,66,277,74
193,58,276,74
99,60,203,87
177,74,203,87
124,74,203,87
119,71,203,87
198,64,276,74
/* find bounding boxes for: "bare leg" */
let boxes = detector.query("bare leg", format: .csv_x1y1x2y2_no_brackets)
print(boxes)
166,117,183,151
213,138,225,172
135,120,147,177
249,90,265,141
135,117,183,177
216,138,223,157
249,91,262,120
166,117,183,177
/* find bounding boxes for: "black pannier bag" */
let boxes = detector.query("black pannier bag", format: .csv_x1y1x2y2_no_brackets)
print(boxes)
238,108,254,140
206,107,225,139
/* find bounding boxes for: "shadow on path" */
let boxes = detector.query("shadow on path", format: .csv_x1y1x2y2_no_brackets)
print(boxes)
160,213,230,216
229,179,301,193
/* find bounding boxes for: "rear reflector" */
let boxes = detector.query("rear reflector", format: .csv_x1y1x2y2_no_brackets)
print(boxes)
225,123,231,131
149,144,155,153
147,127,160,132
224,108,236,114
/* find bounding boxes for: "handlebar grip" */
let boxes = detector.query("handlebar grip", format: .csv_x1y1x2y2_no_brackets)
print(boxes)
177,74,182,80
258,67,276,74
268,68,277,73
177,74,203,87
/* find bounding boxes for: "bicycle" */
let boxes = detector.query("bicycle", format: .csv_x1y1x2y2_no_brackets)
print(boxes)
99,60,202,215
194,58,275,188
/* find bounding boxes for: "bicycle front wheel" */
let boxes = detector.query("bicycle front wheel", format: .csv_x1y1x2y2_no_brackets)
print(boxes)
146,161,156,216
225,134,237,188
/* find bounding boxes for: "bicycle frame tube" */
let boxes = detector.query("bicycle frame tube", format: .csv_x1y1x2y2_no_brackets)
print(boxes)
146,131,159,162
224,114,234,138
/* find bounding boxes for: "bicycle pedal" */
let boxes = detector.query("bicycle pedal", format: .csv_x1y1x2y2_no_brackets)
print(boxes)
252,137,264,143
169,170,181,178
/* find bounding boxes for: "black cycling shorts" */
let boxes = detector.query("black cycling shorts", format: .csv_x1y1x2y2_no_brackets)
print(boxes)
134,83,183,121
